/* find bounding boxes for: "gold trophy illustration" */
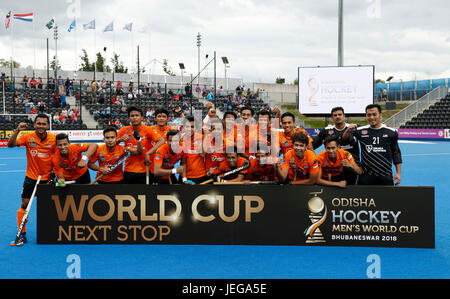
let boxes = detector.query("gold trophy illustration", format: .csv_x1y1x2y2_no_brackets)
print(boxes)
304,190,327,243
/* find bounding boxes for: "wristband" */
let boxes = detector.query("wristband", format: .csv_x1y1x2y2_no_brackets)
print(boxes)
82,155,88,161
172,168,177,174
182,177,187,183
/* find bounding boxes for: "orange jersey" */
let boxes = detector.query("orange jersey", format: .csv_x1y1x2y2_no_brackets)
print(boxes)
18,132,56,180
90,144,128,182
280,149,320,181
52,143,89,180
203,133,227,171
142,125,170,173
236,123,259,155
246,158,277,182
212,157,249,180
153,143,184,179
118,125,150,173
279,128,313,155
183,133,206,178
317,149,355,179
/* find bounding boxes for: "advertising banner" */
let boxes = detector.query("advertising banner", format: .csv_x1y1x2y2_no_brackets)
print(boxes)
37,185,435,248
398,129,445,139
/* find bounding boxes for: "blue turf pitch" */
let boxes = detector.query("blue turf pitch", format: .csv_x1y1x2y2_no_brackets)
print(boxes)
0,141,449,279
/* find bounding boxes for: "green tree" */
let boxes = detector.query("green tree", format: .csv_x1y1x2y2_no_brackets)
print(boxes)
375,79,385,84
95,52,111,73
0,58,20,68
162,59,176,76
79,49,95,72
111,53,128,74
275,77,285,84
50,55,61,77
293,78,299,85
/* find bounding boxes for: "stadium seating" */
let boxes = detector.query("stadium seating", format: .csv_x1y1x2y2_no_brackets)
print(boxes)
0,88,86,131
401,95,450,129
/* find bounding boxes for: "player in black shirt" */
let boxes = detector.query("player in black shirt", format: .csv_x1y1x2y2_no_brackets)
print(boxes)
313,107,360,185
343,104,402,186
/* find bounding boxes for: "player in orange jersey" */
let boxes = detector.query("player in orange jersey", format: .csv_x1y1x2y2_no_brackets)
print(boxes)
153,130,185,184
53,133,98,186
316,135,362,188
278,133,319,185
278,112,314,155
207,147,249,183
118,106,165,184
7,114,56,243
181,116,207,184
89,127,142,184
247,145,278,182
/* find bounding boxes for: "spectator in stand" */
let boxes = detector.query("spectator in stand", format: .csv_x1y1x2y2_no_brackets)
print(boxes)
61,93,67,107
30,77,37,89
120,104,127,114
37,101,46,114
53,112,60,125
22,76,29,89
70,113,79,124
48,77,55,91
37,77,43,89
57,76,65,95
206,90,215,101
185,83,192,98
53,93,61,108
218,86,225,97
93,109,100,120
59,113,67,124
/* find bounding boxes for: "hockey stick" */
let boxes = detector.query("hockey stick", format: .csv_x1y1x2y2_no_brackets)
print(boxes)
10,175,41,247
90,150,132,185
200,160,251,185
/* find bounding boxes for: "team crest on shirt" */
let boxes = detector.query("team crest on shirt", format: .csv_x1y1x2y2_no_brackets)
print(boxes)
285,142,290,147
328,130,334,135
290,163,297,169
30,142,37,148
114,156,120,159
362,130,368,135
366,145,373,153
100,156,106,162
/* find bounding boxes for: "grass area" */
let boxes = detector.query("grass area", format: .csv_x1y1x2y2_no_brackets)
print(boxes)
281,103,410,128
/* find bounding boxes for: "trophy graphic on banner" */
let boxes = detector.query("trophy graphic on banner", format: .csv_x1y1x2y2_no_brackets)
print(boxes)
304,190,327,243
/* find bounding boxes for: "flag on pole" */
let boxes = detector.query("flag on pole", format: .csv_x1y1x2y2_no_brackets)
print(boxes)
46,18,55,29
83,19,95,30
68,19,76,32
123,22,133,32
13,13,33,22
103,21,114,32
4,11,11,29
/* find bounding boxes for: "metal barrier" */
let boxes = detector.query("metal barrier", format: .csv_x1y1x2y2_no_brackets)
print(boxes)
385,86,448,128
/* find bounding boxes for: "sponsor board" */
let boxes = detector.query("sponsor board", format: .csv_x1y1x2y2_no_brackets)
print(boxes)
37,185,435,248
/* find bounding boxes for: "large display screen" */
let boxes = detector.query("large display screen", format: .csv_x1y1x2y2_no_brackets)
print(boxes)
298,65,374,115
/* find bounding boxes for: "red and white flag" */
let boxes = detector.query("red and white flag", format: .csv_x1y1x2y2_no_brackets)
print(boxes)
4,11,11,29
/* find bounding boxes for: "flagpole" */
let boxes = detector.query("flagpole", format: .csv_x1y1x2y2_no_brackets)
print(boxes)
10,10,14,79
75,17,78,74
113,26,115,82
94,24,97,80
33,13,36,77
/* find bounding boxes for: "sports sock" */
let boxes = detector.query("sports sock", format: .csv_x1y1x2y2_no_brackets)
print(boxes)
17,208,27,233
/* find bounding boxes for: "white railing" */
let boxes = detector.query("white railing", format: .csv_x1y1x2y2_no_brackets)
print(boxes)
384,86,448,128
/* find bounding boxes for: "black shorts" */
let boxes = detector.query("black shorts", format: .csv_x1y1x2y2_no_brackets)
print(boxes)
21,176,49,199
74,170,91,184
124,171,147,184
358,174,394,186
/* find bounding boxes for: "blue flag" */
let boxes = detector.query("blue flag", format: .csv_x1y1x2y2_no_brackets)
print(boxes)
83,19,95,30
103,21,114,32
68,19,76,32
123,22,133,32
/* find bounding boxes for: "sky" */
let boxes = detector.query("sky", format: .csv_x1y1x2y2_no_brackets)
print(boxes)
0,0,449,84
